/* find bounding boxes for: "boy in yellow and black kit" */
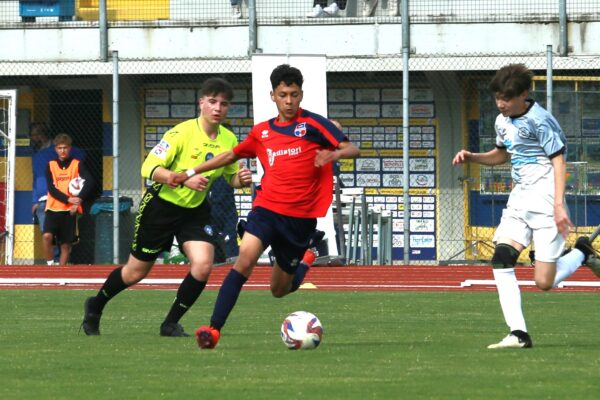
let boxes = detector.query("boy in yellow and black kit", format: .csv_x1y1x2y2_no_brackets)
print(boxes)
43,133,94,266
81,78,253,337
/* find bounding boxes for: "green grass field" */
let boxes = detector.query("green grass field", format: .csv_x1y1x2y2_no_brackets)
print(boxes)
1,289,599,399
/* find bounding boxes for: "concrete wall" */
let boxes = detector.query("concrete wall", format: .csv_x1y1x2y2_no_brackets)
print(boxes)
1,21,600,63
2,14,599,263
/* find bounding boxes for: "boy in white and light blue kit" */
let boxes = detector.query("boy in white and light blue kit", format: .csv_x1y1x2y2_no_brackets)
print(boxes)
453,64,600,349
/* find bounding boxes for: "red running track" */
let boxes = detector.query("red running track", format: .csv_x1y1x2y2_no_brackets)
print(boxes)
0,264,599,292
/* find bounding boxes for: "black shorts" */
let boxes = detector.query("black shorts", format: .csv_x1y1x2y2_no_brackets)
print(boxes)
130,190,218,262
43,210,78,245
244,206,317,274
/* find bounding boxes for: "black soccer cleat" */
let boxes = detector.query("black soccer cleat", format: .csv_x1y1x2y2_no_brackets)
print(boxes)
576,236,600,278
81,297,101,336
574,236,599,264
160,322,190,337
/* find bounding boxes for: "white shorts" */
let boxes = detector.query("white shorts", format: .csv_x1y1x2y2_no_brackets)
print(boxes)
493,179,565,262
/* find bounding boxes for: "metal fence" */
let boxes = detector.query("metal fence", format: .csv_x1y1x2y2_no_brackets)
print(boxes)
1,1,599,265
0,0,599,27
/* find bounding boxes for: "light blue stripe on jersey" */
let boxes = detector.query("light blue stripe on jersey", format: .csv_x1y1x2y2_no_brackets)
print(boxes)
496,100,566,185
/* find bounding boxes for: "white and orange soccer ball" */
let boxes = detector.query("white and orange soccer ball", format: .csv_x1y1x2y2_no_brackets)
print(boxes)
280,311,323,350
68,176,85,196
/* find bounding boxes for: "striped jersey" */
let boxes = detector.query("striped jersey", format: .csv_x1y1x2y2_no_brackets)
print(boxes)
233,108,347,218
495,100,566,185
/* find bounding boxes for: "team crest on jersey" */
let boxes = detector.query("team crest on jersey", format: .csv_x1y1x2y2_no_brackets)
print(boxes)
204,225,214,236
206,152,214,161
294,122,307,137
151,139,170,160
517,126,537,140
261,130,269,138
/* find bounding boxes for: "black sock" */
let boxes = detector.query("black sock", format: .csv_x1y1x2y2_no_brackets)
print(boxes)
511,329,531,340
575,239,593,263
210,269,247,330
163,273,206,324
91,267,128,313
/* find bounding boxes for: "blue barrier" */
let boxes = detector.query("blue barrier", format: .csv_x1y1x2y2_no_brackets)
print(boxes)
19,0,75,22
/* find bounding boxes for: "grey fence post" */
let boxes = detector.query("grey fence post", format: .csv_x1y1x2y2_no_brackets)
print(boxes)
112,51,120,264
100,0,108,62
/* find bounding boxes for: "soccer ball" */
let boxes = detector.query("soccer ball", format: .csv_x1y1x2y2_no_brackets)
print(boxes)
68,176,85,196
280,311,323,350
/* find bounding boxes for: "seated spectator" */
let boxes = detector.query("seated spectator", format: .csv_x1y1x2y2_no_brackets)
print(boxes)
363,0,398,17
389,0,398,16
231,0,242,19
363,0,378,16
307,1,347,18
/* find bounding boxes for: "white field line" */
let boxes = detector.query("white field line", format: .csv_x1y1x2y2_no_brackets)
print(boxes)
2,278,599,289
0,277,460,289
461,279,600,288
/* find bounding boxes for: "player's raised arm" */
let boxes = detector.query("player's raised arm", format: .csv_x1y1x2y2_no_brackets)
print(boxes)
314,141,360,167
452,147,509,167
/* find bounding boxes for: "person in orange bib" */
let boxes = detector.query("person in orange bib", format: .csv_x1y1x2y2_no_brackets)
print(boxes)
43,133,94,266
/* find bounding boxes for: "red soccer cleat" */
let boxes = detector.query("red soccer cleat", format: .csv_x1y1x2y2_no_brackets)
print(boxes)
195,325,220,349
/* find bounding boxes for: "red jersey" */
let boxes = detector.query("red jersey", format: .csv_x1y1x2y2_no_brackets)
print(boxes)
234,108,348,218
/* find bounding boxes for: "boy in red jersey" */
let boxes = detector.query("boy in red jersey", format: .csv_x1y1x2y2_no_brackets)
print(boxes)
169,64,360,349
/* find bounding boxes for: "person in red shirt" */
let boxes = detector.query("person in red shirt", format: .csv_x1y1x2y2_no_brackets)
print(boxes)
169,63,360,349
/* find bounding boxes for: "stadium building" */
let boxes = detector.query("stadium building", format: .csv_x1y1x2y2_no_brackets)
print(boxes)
0,0,599,265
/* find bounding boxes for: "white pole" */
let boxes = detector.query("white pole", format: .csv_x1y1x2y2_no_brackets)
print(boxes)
2,90,17,264
112,51,120,264
546,45,553,113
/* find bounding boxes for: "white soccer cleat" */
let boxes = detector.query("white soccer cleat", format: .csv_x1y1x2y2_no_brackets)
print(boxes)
323,2,340,17
306,4,325,18
487,331,532,349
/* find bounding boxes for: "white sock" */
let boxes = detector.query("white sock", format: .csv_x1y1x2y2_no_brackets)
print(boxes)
553,249,585,287
492,268,527,333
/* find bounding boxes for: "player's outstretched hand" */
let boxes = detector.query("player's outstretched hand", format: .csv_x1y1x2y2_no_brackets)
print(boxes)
452,150,471,166
168,172,189,188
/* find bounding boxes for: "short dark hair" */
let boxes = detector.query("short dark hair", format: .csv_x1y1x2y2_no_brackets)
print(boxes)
270,64,303,90
489,64,534,99
29,122,48,137
201,78,234,101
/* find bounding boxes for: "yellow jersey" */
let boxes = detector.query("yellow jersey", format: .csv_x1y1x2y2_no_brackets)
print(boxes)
141,118,239,208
